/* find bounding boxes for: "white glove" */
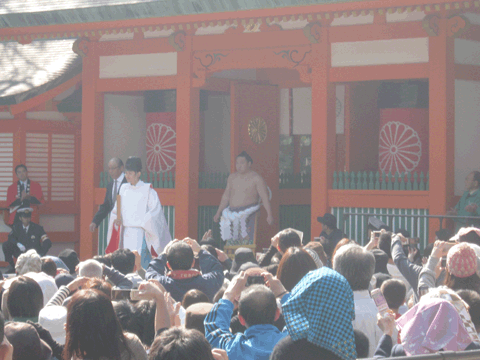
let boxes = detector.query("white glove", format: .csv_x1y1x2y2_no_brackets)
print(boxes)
17,243,26,252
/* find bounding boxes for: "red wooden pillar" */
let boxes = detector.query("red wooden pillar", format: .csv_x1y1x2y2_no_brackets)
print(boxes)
79,42,104,260
428,18,455,240
175,36,200,239
311,26,337,238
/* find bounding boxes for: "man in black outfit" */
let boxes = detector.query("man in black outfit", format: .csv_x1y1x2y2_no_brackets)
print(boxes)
317,213,346,263
3,207,52,269
89,157,127,232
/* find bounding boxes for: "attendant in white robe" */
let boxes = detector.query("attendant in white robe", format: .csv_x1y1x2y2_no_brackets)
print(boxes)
108,157,171,260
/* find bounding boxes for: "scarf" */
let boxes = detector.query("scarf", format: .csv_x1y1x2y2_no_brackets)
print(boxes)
397,298,471,355
282,267,357,360
167,269,201,280
17,179,30,198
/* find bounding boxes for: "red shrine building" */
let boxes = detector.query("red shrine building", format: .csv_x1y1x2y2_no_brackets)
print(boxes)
0,0,479,260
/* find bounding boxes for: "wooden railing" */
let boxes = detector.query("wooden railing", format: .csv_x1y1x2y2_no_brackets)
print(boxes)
333,170,429,191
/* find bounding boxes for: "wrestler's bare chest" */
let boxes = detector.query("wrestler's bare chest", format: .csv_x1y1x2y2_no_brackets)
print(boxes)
229,174,259,207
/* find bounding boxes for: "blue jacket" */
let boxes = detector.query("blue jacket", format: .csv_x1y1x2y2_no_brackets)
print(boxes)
145,249,224,302
205,299,288,360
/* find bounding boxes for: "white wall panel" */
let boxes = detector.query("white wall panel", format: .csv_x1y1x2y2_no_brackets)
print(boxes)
39,214,75,232
455,39,480,66
292,87,312,135
279,89,290,135
99,53,177,78
51,134,75,201
202,95,231,174
26,133,49,199
104,94,147,170
0,133,13,201
455,80,480,196
332,38,429,67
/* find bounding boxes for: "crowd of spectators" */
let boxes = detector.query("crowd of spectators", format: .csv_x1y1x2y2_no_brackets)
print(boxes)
1,221,480,360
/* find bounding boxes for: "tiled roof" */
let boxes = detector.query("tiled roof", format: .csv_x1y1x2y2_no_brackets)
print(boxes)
0,0,355,28
0,39,80,102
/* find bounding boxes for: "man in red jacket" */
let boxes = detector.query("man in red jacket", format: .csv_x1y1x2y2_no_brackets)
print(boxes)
6,164,45,225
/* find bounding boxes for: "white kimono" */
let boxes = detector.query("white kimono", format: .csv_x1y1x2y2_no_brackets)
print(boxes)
107,180,171,255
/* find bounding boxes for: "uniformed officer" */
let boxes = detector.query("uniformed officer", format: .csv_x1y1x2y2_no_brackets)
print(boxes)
2,207,52,270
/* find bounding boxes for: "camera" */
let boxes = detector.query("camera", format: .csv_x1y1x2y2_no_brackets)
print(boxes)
246,275,265,287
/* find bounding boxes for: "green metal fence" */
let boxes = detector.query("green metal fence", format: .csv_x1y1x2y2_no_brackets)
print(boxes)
99,171,175,188
279,205,311,244
333,171,429,191
331,207,429,249
197,206,223,249
279,172,311,189
199,172,229,189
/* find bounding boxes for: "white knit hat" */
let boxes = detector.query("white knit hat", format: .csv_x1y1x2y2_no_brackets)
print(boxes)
15,249,41,275
38,305,67,345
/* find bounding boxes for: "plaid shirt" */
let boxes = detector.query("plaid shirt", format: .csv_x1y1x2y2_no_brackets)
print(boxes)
282,267,357,360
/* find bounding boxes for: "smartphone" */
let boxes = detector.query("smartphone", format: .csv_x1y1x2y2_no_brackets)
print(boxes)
373,231,382,239
130,289,145,301
246,275,265,287
441,257,447,268
112,288,131,301
371,289,389,316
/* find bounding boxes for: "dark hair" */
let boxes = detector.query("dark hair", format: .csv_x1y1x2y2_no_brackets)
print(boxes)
185,303,212,336
277,247,317,292
113,300,141,339
378,232,393,260
331,238,355,261
125,156,142,173
58,249,80,275
354,330,370,359
237,151,253,164
278,229,302,253
473,171,480,186
149,328,215,360
271,252,282,264
167,242,194,270
423,243,434,258
133,300,156,347
41,257,57,277
111,248,136,275
263,264,278,276
15,164,27,173
200,245,218,259
457,289,480,330
182,289,210,309
459,229,480,247
238,285,277,327
85,278,112,299
381,279,406,310
213,284,228,303
397,229,411,238
374,272,392,289
304,241,328,267
270,336,341,360
7,276,44,318
230,314,246,334
444,270,480,293
64,289,131,360
93,254,112,268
